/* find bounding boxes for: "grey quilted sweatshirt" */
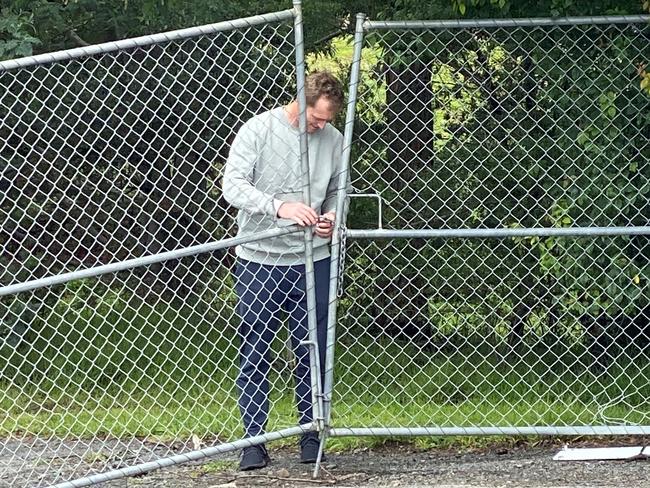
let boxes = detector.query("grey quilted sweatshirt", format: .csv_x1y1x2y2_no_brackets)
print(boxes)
223,107,344,265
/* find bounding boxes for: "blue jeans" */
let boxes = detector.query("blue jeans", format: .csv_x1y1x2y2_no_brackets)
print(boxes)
234,257,330,438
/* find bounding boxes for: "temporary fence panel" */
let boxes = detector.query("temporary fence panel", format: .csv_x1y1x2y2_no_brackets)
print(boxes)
329,15,650,438
0,3,323,487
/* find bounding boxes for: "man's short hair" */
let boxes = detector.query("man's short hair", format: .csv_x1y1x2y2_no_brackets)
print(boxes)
305,71,344,111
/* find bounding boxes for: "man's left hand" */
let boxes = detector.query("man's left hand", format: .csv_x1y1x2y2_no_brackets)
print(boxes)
314,212,336,239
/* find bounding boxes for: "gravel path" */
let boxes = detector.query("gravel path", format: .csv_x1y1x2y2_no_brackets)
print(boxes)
4,438,648,488
107,442,650,488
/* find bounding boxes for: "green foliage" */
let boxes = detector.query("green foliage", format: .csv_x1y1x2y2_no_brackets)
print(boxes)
452,0,508,16
338,15,649,354
2,1,292,52
0,1,393,57
0,0,645,62
451,0,644,17
308,35,386,123
0,9,40,60
640,65,650,96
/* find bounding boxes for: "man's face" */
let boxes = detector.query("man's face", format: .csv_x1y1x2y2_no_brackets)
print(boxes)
306,97,338,133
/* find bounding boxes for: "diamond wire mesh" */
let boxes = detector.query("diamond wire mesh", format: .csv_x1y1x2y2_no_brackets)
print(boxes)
334,20,649,430
0,14,328,487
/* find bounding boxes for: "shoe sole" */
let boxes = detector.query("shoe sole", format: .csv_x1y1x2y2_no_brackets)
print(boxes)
240,455,270,471
240,460,268,471
300,455,326,464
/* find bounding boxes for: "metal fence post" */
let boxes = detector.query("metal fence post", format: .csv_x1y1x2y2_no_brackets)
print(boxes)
292,0,325,435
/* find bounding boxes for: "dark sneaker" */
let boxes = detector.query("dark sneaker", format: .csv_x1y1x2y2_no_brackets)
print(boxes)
300,432,326,463
239,444,270,471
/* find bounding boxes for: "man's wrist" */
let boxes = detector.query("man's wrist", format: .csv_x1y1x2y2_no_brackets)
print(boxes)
273,198,284,217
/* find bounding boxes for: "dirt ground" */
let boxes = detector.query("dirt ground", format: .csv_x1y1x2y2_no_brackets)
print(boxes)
3,438,650,488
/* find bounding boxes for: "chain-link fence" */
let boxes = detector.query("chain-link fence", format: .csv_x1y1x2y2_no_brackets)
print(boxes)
2,6,650,488
327,15,650,440
0,3,332,487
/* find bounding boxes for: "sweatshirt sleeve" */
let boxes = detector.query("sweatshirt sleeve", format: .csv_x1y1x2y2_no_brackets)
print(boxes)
222,120,277,217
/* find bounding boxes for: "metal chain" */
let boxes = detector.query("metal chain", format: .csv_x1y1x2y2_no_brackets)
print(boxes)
337,224,347,298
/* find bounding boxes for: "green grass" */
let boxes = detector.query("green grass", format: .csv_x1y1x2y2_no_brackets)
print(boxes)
1,298,649,447
199,460,238,473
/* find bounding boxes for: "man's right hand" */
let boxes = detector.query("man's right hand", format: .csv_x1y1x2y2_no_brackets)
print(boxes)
277,202,318,226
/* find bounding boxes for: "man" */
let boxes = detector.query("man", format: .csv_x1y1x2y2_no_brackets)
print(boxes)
222,71,344,471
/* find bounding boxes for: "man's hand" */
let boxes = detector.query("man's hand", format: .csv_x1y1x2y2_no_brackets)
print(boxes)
277,202,319,226
315,211,335,239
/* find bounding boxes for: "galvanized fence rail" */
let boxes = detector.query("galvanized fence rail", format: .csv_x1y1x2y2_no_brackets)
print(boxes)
324,14,650,450
0,2,328,487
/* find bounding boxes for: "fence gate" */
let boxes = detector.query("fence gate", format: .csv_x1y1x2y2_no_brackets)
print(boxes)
326,14,650,441
0,2,325,487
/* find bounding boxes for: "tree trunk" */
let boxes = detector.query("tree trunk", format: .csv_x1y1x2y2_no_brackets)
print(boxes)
385,61,434,204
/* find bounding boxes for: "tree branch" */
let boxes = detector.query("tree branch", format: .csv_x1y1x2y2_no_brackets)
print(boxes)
68,30,90,47
313,29,347,47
